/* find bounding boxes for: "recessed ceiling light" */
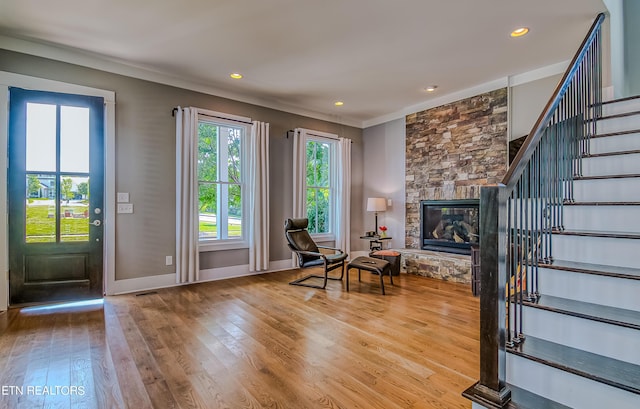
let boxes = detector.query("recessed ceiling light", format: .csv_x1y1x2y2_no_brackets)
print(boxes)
425,86,438,92
230,73,243,79
510,27,529,38
334,101,344,106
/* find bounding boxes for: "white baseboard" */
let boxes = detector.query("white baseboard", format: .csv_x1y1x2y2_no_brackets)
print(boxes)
108,273,177,295
107,259,294,296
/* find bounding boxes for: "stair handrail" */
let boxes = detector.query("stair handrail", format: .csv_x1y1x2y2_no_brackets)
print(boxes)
464,12,606,408
504,12,605,190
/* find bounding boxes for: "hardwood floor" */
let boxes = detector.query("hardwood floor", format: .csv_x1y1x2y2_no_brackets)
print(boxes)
0,269,480,409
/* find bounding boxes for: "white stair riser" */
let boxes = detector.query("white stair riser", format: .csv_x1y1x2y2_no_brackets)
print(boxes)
597,115,640,135
552,235,639,269
589,133,640,154
581,153,640,176
538,267,640,311
602,99,640,116
573,178,640,202
563,205,640,232
507,354,640,409
521,306,640,365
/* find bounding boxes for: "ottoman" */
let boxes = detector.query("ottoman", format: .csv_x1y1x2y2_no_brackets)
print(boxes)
346,256,393,295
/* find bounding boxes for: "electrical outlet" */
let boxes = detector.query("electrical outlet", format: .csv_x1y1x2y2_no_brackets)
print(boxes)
117,192,130,203
165,256,173,266
117,203,134,214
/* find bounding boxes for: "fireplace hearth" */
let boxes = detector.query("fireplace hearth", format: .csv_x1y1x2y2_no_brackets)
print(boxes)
420,199,480,255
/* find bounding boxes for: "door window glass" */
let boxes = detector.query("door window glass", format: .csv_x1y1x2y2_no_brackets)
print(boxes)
60,176,90,242
26,103,56,172
60,106,90,173
25,174,56,243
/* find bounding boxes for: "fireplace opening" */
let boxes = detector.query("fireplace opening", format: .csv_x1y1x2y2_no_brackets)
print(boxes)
420,199,479,255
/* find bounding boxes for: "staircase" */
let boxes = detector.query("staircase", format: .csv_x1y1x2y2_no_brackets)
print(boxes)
475,96,640,408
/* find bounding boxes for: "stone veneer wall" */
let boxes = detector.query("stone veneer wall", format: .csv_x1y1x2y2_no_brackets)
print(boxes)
405,88,508,250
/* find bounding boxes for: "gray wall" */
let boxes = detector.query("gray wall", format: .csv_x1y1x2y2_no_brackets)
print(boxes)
623,0,640,96
0,49,363,280
510,74,562,141
361,118,405,251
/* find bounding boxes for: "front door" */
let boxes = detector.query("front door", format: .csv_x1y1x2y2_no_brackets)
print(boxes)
8,88,104,305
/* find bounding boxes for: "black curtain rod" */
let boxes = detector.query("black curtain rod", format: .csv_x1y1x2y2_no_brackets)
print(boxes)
172,107,253,125
286,129,352,143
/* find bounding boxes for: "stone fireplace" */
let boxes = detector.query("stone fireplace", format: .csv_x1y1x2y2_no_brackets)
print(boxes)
403,88,508,283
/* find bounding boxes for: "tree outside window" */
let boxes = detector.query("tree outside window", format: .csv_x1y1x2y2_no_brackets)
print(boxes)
306,140,332,234
197,120,245,242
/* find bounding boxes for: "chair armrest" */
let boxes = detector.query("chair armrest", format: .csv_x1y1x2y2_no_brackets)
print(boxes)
294,249,325,258
317,245,344,254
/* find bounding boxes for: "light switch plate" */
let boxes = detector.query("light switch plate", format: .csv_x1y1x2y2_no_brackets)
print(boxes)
117,192,129,203
117,203,134,214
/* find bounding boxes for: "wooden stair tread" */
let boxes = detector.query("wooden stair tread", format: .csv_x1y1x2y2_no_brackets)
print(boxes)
583,149,640,158
592,129,640,139
523,295,640,330
564,201,640,206
597,110,640,121
506,384,571,409
602,95,640,105
509,336,640,395
540,260,640,280
574,173,640,180
552,229,640,239
462,383,570,409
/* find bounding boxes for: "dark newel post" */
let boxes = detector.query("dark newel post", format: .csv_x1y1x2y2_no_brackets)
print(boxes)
464,185,511,408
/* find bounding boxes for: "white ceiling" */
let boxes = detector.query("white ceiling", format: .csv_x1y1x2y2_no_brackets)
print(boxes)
0,0,607,128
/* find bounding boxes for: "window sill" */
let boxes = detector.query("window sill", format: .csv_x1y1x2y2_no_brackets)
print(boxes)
199,239,248,252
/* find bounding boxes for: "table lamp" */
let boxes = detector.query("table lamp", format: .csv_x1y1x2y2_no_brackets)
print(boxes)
366,197,387,235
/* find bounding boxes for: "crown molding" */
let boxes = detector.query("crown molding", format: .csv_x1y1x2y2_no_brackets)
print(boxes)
1,35,572,130
363,60,569,129
0,35,363,128
362,78,508,129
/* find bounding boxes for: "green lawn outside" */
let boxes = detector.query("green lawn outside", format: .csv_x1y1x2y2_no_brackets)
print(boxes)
199,218,242,239
26,204,89,243
26,205,240,243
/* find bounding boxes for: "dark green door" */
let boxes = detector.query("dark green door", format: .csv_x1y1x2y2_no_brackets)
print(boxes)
8,88,104,305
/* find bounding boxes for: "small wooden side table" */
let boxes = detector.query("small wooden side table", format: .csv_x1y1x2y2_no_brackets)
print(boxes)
359,236,392,251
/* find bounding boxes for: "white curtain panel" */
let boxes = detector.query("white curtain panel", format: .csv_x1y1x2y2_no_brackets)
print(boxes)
175,107,200,283
292,128,307,219
335,137,351,257
249,121,270,272
291,128,308,266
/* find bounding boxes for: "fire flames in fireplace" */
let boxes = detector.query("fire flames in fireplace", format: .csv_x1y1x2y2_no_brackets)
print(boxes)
420,199,480,255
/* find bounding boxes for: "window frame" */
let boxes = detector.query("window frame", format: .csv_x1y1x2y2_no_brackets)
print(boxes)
196,113,250,252
305,135,338,242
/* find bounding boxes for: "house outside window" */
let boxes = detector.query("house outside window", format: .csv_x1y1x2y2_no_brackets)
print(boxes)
305,137,336,239
197,117,249,249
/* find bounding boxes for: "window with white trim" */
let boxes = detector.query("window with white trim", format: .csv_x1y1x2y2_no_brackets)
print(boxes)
305,137,337,237
197,117,249,247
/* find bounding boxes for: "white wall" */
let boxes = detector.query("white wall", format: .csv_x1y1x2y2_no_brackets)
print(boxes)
361,118,406,251
509,74,562,141
623,0,640,96
603,0,625,99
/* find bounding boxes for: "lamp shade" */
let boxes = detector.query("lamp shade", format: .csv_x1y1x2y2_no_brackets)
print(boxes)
366,197,387,212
